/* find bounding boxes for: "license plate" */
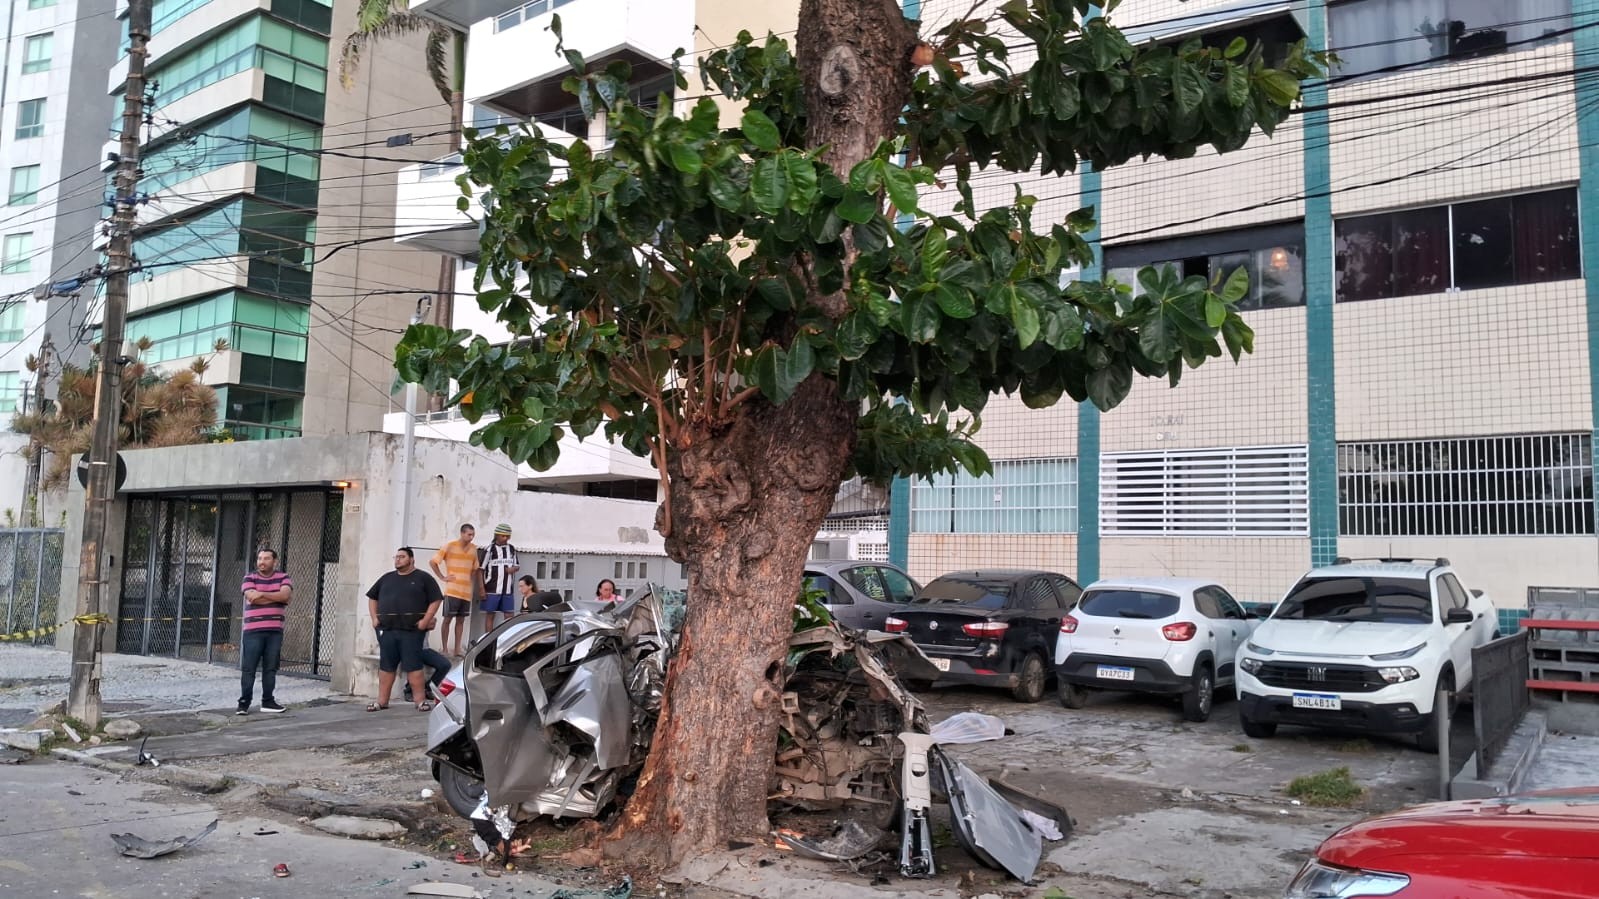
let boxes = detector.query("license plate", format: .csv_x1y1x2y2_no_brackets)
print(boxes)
1096,665,1136,682
930,658,950,672
1292,692,1342,711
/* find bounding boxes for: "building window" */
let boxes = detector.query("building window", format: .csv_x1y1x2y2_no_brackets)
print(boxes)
21,34,51,74
15,99,44,139
1104,222,1306,311
0,371,19,414
26,0,55,8
0,302,23,342
1101,445,1309,536
912,458,1079,534
1335,188,1579,302
8,166,39,206
1330,0,1571,79
493,0,575,33
1339,434,1593,536
1,233,32,274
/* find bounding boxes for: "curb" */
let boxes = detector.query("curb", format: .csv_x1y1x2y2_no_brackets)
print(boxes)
51,747,234,794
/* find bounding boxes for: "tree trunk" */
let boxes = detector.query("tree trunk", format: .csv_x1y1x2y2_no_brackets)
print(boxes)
609,0,917,867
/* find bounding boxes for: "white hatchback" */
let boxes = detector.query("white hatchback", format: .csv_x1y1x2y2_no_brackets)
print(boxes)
1054,577,1258,722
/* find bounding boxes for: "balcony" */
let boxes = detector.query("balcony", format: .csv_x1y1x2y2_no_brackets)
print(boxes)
447,0,692,119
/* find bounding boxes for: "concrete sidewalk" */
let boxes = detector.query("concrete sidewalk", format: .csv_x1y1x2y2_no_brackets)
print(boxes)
84,697,430,764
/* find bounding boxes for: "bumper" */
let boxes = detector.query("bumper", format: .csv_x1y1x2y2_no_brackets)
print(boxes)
920,650,1019,689
1058,653,1188,694
1238,691,1429,734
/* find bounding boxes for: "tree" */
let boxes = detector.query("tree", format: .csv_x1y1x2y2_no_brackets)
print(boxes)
397,0,1322,865
12,338,223,491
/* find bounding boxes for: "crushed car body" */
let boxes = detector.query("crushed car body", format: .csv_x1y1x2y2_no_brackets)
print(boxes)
425,584,1061,881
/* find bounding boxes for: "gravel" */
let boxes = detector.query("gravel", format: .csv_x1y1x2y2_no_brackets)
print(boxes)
0,646,338,714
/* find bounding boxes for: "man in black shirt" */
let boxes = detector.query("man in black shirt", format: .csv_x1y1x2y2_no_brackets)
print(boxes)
366,547,443,712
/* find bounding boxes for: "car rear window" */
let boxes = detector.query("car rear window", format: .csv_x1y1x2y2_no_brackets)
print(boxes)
911,577,1012,610
1078,589,1180,620
1274,576,1433,624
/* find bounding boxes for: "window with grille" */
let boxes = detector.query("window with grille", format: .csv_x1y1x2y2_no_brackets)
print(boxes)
1102,445,1309,536
1104,221,1306,311
1335,188,1580,301
911,458,1078,534
1338,434,1594,536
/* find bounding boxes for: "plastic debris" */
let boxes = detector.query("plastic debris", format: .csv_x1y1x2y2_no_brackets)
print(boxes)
420,788,435,800
549,877,633,899
109,819,217,859
773,821,886,862
1020,809,1063,841
61,723,82,743
929,712,1007,745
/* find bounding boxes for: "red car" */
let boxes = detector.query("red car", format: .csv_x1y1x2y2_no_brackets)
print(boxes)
1286,790,1599,898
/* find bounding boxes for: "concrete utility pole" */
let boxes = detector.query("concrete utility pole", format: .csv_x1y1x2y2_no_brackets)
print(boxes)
21,332,53,526
398,294,433,549
67,0,151,728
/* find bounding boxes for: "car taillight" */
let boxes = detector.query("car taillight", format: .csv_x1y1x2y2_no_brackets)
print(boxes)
884,617,908,633
437,679,456,697
962,621,1009,639
1162,622,1198,642
1060,614,1079,634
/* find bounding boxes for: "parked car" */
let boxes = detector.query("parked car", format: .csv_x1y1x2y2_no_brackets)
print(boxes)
1285,789,1599,898
1236,557,1497,752
1054,577,1257,722
886,569,1082,703
803,560,920,631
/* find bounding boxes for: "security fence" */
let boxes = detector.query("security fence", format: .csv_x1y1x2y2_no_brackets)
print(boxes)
0,528,65,645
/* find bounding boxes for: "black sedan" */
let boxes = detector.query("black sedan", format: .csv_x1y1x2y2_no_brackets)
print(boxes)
886,569,1082,702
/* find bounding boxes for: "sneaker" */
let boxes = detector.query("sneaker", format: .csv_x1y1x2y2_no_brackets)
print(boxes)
260,700,286,714
403,685,414,703
236,701,250,716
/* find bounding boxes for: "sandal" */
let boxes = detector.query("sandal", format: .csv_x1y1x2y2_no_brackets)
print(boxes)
365,702,388,712
416,700,435,712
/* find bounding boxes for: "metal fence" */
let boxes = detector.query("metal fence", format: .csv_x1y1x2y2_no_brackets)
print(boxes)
0,528,65,644
1472,630,1532,781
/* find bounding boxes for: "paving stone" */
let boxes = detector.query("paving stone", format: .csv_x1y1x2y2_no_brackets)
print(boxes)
310,815,406,840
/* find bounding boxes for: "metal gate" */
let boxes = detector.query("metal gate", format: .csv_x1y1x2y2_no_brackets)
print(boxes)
116,489,342,678
0,528,65,644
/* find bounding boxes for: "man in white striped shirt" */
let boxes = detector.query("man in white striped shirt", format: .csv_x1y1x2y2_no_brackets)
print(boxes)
479,523,520,631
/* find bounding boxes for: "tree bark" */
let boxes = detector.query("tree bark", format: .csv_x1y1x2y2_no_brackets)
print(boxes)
608,0,918,867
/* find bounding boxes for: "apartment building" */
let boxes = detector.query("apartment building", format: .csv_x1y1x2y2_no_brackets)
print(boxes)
897,0,1595,619
110,0,454,440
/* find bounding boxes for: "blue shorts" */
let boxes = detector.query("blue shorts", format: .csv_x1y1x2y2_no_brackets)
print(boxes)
482,593,516,614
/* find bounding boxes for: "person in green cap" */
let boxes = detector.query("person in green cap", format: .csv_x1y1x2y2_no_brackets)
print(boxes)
479,523,520,631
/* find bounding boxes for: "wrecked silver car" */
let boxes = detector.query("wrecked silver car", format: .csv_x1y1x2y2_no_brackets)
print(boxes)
425,584,1065,881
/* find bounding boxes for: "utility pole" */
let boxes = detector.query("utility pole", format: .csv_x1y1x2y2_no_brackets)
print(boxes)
21,332,53,526
67,0,151,728
398,294,433,549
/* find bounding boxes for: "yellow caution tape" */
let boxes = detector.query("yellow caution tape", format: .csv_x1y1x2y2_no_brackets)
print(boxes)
0,613,110,642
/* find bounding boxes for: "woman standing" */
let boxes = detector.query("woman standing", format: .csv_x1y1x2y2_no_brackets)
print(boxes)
595,579,618,603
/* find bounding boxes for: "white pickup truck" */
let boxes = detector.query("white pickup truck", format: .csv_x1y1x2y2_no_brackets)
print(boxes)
1234,557,1497,753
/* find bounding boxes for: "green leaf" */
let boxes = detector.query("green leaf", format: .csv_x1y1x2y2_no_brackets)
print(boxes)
668,143,702,175
750,345,788,404
901,293,941,343
782,337,814,390
882,164,920,216
751,156,789,215
1087,360,1133,411
836,312,879,360
1258,69,1301,106
849,158,886,193
1219,265,1250,304
1222,315,1256,361
1225,36,1248,58
1139,310,1178,362
1223,65,1249,108
1172,64,1207,115
836,189,879,224
1205,296,1227,328
707,168,743,211
921,227,948,282
932,284,976,319
782,152,819,212
741,108,782,151
1011,290,1041,348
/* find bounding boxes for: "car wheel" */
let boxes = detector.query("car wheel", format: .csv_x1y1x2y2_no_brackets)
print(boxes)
1011,653,1048,703
1058,681,1089,709
1240,714,1277,739
1181,665,1214,723
437,763,486,819
1417,670,1455,755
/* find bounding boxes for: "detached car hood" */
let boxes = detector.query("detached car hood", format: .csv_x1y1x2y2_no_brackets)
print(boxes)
1250,619,1431,658
1319,790,1599,869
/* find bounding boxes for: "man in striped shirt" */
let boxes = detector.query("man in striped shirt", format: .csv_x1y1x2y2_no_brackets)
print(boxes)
238,549,293,715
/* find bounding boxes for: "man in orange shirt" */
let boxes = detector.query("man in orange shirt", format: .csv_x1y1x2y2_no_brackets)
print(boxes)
430,523,481,657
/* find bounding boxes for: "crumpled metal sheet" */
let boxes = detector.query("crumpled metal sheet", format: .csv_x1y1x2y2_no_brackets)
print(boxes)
543,652,633,771
774,820,886,862
109,818,218,859
937,750,1042,882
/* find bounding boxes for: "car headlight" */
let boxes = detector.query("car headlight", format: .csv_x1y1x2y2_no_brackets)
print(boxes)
1240,657,1265,675
1285,859,1409,898
1377,666,1421,684
1371,643,1427,662
1246,641,1274,656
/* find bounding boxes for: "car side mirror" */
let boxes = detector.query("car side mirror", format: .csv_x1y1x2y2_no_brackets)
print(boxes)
1445,607,1474,625
1471,589,1484,599
1253,605,1272,619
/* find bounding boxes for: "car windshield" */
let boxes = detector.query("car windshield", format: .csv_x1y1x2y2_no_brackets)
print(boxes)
1273,576,1434,624
911,577,1011,610
1078,589,1180,620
